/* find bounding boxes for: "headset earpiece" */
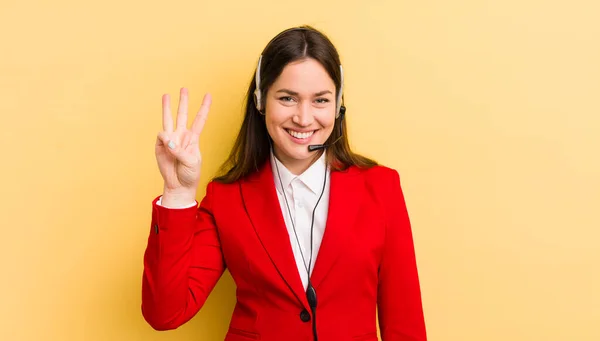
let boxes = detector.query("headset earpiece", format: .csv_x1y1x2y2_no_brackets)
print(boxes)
338,105,346,120
335,65,344,118
253,91,262,112
254,55,263,112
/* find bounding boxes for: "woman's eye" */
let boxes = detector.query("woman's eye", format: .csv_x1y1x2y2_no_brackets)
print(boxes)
279,96,295,102
315,98,330,104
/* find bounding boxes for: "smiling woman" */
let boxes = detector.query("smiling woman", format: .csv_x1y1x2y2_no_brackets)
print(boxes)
264,58,338,172
214,26,377,181
143,25,427,341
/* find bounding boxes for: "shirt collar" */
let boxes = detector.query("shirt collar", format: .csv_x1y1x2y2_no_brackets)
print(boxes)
270,149,328,195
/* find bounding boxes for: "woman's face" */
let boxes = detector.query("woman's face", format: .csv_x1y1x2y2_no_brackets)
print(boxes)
264,57,337,174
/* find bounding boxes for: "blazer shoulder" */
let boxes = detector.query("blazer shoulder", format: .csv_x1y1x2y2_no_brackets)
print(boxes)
205,178,241,197
357,164,401,185
347,165,403,202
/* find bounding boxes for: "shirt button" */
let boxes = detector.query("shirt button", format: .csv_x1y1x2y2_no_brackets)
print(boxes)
299,309,311,322
297,201,304,208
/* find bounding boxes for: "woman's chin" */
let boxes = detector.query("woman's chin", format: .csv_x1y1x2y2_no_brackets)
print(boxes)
276,143,315,161
284,146,311,159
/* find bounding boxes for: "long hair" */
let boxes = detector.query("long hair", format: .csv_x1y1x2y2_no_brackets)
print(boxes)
213,25,377,183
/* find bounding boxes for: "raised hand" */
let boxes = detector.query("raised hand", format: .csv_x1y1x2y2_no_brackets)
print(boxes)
155,88,212,204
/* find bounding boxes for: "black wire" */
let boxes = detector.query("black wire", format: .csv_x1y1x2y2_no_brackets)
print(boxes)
309,165,328,273
272,147,327,341
272,150,327,276
273,156,311,275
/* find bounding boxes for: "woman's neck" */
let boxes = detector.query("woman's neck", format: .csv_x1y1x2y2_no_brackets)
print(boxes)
273,148,324,175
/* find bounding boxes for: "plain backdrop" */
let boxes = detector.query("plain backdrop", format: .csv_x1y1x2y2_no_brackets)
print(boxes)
1,0,598,340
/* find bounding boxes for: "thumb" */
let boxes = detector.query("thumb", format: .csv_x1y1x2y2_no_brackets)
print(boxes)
157,131,185,160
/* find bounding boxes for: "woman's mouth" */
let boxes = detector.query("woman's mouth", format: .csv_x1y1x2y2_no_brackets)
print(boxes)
286,129,315,139
285,128,317,145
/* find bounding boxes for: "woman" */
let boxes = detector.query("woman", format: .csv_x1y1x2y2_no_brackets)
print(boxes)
142,26,427,341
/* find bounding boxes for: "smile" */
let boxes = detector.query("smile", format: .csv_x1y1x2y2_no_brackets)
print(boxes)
286,129,315,139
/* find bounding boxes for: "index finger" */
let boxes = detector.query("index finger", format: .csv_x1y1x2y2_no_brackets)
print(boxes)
191,93,212,137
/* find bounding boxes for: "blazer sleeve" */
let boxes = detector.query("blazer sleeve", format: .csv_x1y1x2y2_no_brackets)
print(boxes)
377,169,427,340
141,181,226,330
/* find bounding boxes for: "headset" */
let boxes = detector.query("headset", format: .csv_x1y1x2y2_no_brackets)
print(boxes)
253,28,346,152
253,27,347,341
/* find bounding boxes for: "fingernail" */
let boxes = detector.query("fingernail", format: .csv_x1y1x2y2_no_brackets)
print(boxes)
168,141,176,149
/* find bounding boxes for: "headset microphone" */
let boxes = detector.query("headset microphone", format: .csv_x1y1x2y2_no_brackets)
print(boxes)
307,135,342,152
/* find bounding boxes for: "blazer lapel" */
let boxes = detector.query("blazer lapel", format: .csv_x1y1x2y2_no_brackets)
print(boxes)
311,166,364,289
240,160,309,309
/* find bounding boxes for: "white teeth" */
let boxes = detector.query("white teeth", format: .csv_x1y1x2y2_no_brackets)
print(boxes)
287,129,314,139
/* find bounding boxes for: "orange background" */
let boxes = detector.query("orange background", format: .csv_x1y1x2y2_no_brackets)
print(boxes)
1,0,598,340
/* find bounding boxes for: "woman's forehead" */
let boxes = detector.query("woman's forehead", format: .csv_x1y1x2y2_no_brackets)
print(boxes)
273,58,335,92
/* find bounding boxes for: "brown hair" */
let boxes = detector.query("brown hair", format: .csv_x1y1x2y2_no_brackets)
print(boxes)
213,25,377,183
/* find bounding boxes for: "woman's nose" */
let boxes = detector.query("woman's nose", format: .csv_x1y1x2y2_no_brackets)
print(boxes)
292,102,313,126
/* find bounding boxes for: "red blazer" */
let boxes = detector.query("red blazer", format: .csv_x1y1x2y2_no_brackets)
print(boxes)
141,159,427,341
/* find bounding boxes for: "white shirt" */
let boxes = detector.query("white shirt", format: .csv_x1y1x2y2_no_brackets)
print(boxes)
156,151,331,290
269,150,330,290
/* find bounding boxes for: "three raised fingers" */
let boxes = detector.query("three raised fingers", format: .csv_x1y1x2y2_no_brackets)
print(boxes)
162,89,211,135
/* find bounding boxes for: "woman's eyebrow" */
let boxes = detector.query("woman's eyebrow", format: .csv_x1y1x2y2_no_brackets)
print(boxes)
276,89,333,96
314,90,333,96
